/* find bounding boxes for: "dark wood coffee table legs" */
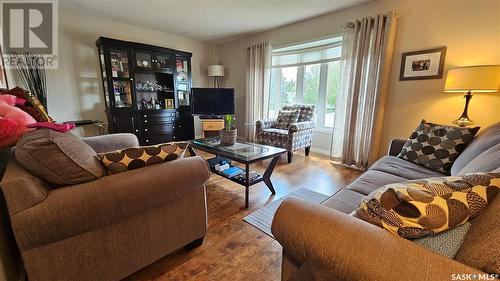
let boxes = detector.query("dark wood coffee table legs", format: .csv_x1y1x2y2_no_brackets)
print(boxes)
189,145,283,209
263,156,279,194
245,164,250,208
243,155,279,208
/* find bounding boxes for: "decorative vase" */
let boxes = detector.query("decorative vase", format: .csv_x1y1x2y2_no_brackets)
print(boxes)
219,129,237,146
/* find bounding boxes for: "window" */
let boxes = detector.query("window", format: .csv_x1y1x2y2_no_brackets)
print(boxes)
269,37,342,129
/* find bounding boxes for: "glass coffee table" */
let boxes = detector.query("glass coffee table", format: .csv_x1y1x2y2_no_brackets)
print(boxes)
189,138,287,208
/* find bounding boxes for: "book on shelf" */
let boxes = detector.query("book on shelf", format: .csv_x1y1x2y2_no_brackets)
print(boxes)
220,166,244,178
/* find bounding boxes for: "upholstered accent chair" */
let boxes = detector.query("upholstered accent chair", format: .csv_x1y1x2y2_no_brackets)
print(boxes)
256,105,316,163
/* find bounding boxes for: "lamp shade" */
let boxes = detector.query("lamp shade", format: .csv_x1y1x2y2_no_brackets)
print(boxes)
444,65,500,93
208,65,224,77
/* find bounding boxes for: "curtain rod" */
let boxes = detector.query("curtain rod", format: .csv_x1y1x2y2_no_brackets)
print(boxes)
341,11,400,28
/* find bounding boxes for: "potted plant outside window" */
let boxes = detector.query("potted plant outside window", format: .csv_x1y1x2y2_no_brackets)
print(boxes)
219,115,237,146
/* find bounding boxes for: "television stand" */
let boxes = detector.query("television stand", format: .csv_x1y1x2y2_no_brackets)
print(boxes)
201,118,224,138
199,115,224,119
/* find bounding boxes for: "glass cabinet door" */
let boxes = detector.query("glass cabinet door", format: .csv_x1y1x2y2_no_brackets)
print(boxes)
136,51,153,69
109,48,130,78
155,53,173,72
177,82,190,106
98,47,110,108
112,80,133,108
175,57,189,82
103,81,110,108
98,47,107,79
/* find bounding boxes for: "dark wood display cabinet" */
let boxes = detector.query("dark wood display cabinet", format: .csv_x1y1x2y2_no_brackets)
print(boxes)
96,37,194,145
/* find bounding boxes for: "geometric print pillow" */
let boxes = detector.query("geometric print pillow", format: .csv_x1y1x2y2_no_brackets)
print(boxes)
97,142,189,174
282,104,315,122
398,120,480,174
273,110,299,130
353,173,499,239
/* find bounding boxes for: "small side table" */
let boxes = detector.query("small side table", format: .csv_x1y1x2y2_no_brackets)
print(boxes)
202,119,224,138
64,120,108,135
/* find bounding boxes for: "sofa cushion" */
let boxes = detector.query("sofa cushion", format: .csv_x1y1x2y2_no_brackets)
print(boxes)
451,122,500,175
455,195,500,274
82,133,139,154
457,143,500,175
397,120,479,174
97,142,188,174
353,173,499,239
370,156,445,180
346,169,408,196
321,189,365,214
15,129,106,185
273,110,299,129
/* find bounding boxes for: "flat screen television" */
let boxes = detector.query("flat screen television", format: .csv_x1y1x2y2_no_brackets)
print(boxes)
191,88,235,115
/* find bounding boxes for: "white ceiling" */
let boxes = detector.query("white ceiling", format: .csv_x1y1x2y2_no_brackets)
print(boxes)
60,0,370,44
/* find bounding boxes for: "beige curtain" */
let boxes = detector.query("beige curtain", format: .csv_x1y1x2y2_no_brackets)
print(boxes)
245,42,271,142
330,12,398,169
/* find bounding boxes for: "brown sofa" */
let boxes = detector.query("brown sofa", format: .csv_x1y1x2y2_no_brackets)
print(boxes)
272,122,500,280
0,133,211,281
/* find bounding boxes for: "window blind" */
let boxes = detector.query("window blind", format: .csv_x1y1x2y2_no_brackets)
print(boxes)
272,37,342,68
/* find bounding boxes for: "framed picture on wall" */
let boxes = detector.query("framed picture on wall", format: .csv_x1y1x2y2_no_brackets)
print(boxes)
0,44,8,90
399,47,447,80
165,98,175,109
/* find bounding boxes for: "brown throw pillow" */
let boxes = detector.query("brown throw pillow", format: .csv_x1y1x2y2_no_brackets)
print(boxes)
397,120,479,174
352,173,499,239
97,142,189,174
15,129,106,185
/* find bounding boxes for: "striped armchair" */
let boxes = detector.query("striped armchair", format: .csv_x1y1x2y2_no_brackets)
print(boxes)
256,105,316,163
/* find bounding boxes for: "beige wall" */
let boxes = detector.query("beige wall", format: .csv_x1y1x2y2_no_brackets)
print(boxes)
217,0,500,157
40,9,216,136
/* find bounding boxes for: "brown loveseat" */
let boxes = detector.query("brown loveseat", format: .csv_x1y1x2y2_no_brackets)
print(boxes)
272,122,500,280
0,133,210,281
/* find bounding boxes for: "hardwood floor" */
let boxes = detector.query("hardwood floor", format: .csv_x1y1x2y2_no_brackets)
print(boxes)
125,150,361,281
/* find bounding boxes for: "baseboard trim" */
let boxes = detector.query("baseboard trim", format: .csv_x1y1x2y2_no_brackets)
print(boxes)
310,147,330,156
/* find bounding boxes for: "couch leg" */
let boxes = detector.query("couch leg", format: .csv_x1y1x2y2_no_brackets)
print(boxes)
287,151,293,163
184,237,204,250
305,146,311,156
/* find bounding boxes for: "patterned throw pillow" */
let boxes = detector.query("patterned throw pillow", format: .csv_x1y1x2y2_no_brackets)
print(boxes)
397,120,480,174
282,105,315,122
352,173,499,239
273,110,299,129
97,142,189,174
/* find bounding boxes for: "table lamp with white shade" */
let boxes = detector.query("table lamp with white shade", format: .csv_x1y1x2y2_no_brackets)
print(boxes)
444,65,500,127
208,64,224,88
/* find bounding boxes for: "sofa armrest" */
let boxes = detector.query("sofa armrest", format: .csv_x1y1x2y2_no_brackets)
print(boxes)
0,159,49,215
256,119,276,130
82,133,139,153
388,138,407,156
271,198,482,281
288,121,316,133
10,156,210,251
